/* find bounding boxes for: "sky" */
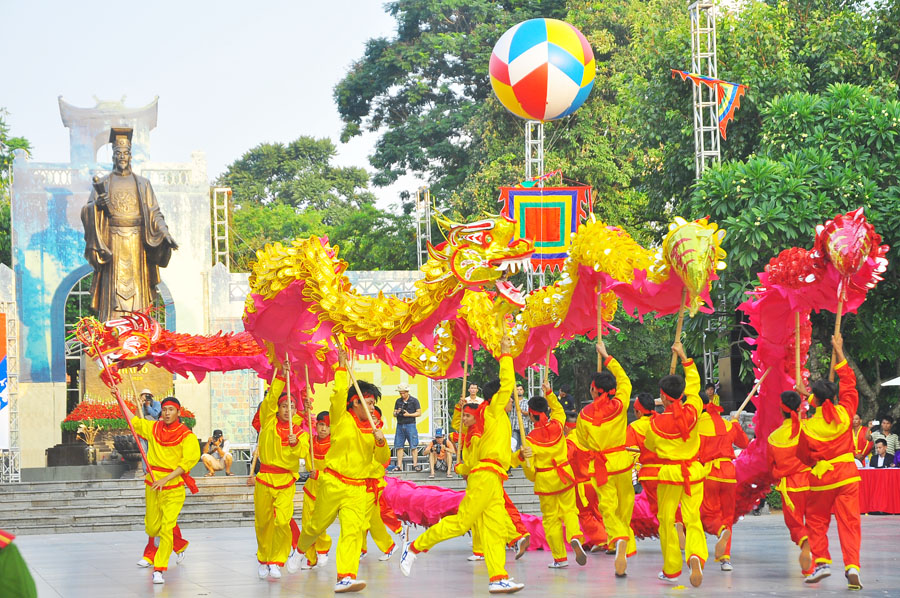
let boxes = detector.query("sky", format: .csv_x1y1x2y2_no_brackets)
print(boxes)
1,0,418,206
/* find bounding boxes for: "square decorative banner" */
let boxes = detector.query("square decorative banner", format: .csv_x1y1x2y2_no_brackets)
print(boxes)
499,186,592,272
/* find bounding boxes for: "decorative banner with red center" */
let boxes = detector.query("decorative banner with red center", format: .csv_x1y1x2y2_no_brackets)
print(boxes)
498,185,592,272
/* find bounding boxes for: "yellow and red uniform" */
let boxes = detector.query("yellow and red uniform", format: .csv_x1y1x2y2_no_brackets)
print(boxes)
575,356,635,555
296,367,390,581
797,360,861,573
300,433,333,563
698,403,749,561
254,377,309,567
133,417,200,572
411,355,516,582
513,390,583,563
626,410,661,515
852,426,872,465
644,358,707,578
567,436,607,547
767,415,811,560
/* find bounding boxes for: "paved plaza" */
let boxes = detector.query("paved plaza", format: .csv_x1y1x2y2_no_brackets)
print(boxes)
14,513,897,597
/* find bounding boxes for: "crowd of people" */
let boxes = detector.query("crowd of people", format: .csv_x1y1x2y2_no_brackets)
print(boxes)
119,332,868,593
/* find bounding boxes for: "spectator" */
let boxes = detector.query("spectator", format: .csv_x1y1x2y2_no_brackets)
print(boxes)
139,390,161,421
201,429,234,476
557,386,578,415
704,383,720,407
852,414,873,467
870,415,899,457
466,383,482,403
390,383,421,472
0,529,37,598
869,439,894,468
509,382,530,450
424,428,455,478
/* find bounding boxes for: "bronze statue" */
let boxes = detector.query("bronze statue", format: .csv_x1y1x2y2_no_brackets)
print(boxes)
81,128,178,321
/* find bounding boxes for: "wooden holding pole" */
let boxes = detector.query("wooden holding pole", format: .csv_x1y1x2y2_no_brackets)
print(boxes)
733,367,772,420
285,353,294,425
333,335,379,431
513,394,531,467
544,347,552,385
669,287,689,375
828,295,845,382
597,287,604,371
304,365,316,473
90,340,155,483
458,346,470,464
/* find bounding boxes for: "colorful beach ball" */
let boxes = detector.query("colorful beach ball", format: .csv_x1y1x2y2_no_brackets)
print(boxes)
489,18,595,121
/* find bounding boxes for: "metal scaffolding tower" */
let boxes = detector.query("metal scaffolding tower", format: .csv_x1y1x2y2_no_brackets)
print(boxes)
689,1,721,178
414,186,448,434
1,293,20,483
524,120,546,407
211,187,231,268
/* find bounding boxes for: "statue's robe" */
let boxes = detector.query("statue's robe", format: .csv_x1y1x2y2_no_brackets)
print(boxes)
80,172,175,321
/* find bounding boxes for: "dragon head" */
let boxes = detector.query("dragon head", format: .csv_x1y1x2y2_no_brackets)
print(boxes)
425,214,534,307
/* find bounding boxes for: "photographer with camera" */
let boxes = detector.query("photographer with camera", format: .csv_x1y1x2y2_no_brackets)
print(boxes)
200,429,234,476
389,383,422,472
423,428,455,479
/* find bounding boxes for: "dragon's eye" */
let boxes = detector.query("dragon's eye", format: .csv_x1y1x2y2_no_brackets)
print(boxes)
485,235,492,244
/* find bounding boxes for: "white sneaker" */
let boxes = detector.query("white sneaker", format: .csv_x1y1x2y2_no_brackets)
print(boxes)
258,564,269,579
467,554,485,561
720,559,733,572
268,564,281,579
548,560,569,569
378,544,396,561
301,558,316,571
334,576,366,593
614,539,627,577
571,538,587,566
318,553,329,568
399,542,417,577
689,555,703,588
846,566,862,590
176,549,187,565
136,558,152,568
514,535,530,560
658,571,680,582
805,564,831,583
152,571,164,584
488,578,524,594
287,550,301,573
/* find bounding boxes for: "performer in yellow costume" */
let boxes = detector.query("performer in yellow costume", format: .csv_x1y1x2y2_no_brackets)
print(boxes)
645,342,707,587
125,396,200,585
575,341,634,576
400,335,524,594
254,373,309,580
296,346,390,593
300,411,333,569
514,381,587,569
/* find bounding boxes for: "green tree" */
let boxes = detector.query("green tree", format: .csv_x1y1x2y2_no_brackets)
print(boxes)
0,108,31,266
218,135,416,272
686,84,900,418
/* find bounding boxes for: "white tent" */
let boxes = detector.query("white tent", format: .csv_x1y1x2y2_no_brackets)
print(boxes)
883,376,900,387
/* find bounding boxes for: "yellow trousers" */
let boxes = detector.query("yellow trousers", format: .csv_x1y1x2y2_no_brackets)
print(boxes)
367,501,396,554
413,470,510,581
144,485,186,571
539,488,584,562
593,470,635,554
471,508,522,556
301,479,332,562
297,472,371,580
254,481,296,565
658,482,707,578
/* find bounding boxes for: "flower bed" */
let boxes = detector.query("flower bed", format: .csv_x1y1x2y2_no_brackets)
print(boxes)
61,399,196,431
